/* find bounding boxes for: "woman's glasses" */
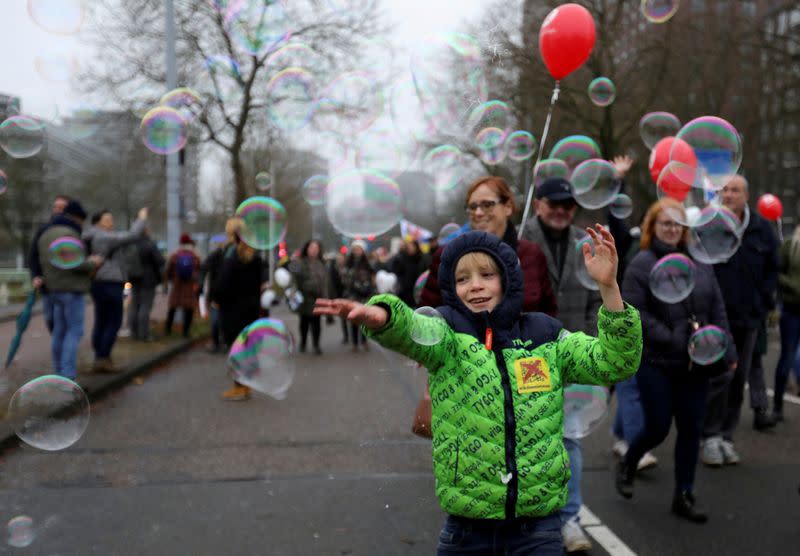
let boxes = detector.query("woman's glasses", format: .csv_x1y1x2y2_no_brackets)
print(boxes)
465,199,502,213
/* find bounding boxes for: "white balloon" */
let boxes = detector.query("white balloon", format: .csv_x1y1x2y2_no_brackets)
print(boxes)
274,267,292,288
375,270,398,294
261,289,276,309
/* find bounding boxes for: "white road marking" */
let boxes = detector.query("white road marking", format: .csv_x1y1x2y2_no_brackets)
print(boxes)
579,505,637,556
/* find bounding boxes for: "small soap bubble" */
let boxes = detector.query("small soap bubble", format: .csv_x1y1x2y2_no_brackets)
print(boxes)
7,515,35,548
563,385,609,439
0,115,45,159
506,131,537,162
609,194,633,219
255,171,273,192
48,237,86,270
411,307,447,346
140,106,188,155
302,175,328,206
640,111,681,150
649,253,695,304
588,77,616,107
641,0,680,24
688,325,728,365
235,196,288,250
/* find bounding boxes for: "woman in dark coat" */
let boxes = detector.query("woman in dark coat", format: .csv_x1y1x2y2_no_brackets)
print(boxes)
391,239,428,307
165,233,201,337
616,198,737,523
295,239,328,354
344,240,374,352
214,218,268,401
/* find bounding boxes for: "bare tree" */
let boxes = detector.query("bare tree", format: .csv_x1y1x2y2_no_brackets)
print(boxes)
79,0,388,204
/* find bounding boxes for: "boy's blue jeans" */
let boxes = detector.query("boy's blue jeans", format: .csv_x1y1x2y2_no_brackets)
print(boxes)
561,437,581,524
437,514,562,555
612,375,646,443
50,292,85,379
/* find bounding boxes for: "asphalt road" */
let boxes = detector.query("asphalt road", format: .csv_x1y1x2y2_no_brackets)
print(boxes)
0,312,798,555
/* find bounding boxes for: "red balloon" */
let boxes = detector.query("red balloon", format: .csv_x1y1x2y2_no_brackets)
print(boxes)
539,4,596,80
758,194,783,221
650,137,697,202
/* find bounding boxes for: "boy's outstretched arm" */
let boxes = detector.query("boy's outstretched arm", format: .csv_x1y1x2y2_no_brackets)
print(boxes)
582,224,624,312
314,298,388,329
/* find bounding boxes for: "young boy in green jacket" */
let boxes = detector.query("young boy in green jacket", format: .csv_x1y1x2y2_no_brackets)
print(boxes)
314,226,642,554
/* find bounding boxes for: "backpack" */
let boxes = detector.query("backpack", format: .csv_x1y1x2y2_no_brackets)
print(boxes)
124,243,144,281
175,252,195,281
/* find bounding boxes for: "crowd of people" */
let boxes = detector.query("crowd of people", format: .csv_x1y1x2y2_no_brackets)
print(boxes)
26,160,795,553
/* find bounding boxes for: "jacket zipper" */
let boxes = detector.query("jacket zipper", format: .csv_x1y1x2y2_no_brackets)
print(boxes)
484,314,518,519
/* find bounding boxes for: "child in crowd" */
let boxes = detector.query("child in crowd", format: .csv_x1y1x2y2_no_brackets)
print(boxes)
315,227,642,554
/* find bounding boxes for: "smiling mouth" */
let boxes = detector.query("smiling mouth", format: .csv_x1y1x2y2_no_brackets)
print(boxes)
469,297,491,305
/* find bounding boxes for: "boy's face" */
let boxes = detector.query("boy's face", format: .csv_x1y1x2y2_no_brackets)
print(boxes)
455,257,503,313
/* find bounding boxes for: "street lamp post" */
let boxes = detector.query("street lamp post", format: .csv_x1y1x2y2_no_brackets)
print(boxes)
165,0,181,252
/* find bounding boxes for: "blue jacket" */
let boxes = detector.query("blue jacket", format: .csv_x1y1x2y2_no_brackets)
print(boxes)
713,211,778,329
622,238,736,370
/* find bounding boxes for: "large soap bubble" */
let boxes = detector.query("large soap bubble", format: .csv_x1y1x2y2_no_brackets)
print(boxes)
315,71,384,136
571,159,621,210
7,375,90,451
0,116,45,159
640,111,681,150
326,169,402,238
475,127,508,165
506,131,537,162
422,145,465,191
549,135,602,170
265,68,316,131
160,87,203,124
234,196,288,250
656,161,719,228
28,0,84,35
467,100,511,137
688,325,728,365
223,0,291,56
228,318,295,400
533,158,570,188
688,206,742,264
563,384,609,439
411,306,448,346
649,253,695,304
140,106,188,155
674,116,742,191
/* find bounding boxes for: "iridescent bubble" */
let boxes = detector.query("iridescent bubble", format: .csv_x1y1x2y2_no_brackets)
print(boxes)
0,169,7,195
413,270,430,305
641,0,680,24
575,235,599,291
475,127,508,165
649,253,695,303
7,375,90,451
302,174,328,206
28,0,84,35
656,162,719,228
423,145,466,191
223,0,291,56
326,169,402,238
588,77,616,107
468,100,511,136
506,131,537,162
688,206,742,264
640,111,681,150
315,71,384,136
609,194,633,219
688,325,728,365
140,107,187,155
234,196,287,250
255,171,273,192
563,385,609,439
0,116,45,159
571,159,621,210
35,55,79,82
48,237,85,270
7,515,35,548
228,318,295,399
533,158,570,188
265,67,316,131
355,123,417,178
410,32,487,137
437,222,462,245
549,135,602,170
411,306,448,346
674,116,742,191
160,87,203,124
265,42,320,71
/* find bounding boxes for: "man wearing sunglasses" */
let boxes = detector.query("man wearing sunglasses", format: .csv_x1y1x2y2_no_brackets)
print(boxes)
523,176,602,552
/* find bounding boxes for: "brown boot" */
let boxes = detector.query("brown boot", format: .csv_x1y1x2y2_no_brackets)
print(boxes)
221,384,251,401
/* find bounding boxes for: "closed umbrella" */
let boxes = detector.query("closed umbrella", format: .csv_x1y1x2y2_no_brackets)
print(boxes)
4,290,37,369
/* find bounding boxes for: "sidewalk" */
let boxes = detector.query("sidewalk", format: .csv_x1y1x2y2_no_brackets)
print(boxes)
0,291,209,451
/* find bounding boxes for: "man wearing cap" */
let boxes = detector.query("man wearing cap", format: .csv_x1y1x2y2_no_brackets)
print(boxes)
523,175,603,552
83,207,149,372
37,200,104,379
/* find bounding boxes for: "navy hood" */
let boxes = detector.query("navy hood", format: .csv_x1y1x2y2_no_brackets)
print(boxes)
438,231,523,331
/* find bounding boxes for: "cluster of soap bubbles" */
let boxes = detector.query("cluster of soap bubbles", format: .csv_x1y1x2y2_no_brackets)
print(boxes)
227,318,296,399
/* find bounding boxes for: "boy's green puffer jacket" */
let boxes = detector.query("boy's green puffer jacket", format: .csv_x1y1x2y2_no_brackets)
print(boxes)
364,231,642,520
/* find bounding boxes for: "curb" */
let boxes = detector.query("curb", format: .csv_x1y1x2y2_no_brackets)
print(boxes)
0,332,210,454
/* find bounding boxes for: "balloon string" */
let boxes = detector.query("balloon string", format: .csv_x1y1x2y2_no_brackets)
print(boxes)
519,81,561,239
778,217,784,242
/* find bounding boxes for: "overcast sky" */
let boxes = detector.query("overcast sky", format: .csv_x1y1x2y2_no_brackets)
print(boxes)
0,0,489,118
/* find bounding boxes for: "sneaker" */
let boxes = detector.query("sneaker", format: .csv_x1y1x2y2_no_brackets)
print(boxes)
720,440,740,465
701,437,724,467
561,518,592,552
612,439,628,458
221,385,251,401
637,452,658,471
118,328,131,338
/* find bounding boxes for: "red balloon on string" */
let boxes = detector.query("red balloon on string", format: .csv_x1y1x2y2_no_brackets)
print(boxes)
649,136,698,202
539,3,597,80
758,194,783,221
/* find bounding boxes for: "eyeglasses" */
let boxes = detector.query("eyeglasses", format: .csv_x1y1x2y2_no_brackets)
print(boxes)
465,199,503,213
656,220,683,230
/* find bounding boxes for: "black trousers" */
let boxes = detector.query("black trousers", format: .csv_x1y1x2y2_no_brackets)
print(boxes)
300,315,321,349
166,307,194,337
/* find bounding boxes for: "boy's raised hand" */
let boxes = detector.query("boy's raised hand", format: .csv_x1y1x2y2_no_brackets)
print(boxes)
313,298,388,329
582,224,618,288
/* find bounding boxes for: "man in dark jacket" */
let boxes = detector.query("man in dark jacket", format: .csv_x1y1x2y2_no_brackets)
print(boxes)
29,194,70,332
127,227,165,341
200,239,227,352
702,175,779,467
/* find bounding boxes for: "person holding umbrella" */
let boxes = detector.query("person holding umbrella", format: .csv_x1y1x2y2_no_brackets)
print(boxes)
36,200,103,379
